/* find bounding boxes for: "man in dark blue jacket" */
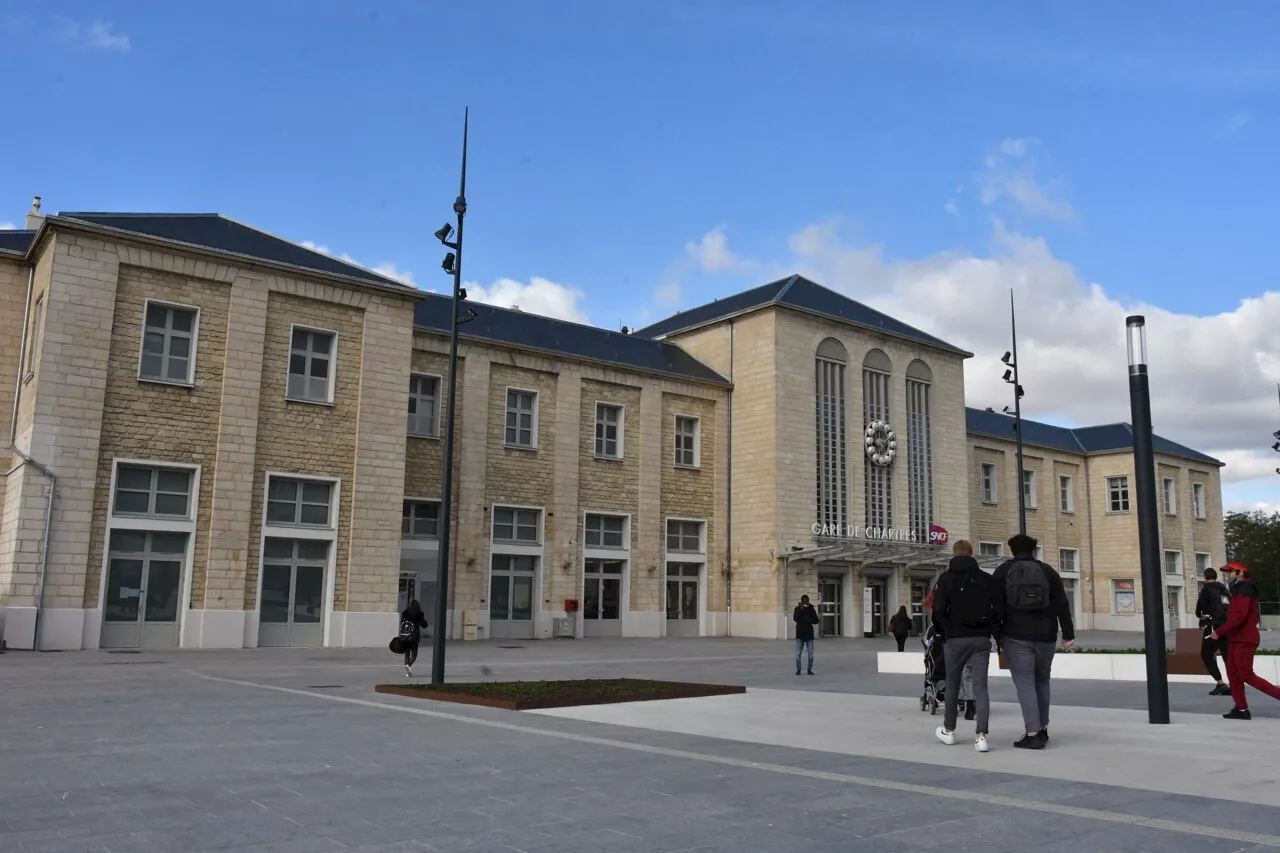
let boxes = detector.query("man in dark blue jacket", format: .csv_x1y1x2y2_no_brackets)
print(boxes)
931,540,995,753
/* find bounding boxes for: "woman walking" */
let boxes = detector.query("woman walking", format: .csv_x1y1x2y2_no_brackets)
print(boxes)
400,599,429,678
889,605,913,652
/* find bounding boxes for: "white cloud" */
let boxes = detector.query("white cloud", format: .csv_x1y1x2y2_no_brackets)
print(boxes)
0,222,14,230
300,239,414,285
943,200,959,218
1223,111,1252,136
685,227,752,272
371,263,415,286
465,277,589,324
977,137,1076,222
57,19,130,51
1229,500,1280,515
655,282,681,305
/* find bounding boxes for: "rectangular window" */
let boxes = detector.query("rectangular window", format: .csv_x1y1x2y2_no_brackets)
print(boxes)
493,506,540,543
112,465,193,518
674,416,700,467
287,327,335,403
666,519,703,553
981,463,997,504
1022,469,1037,509
139,301,197,385
863,368,892,529
401,500,439,538
505,390,538,448
1059,475,1073,513
906,378,933,543
266,476,333,526
1193,483,1206,519
1059,548,1079,574
595,403,623,459
407,374,440,437
1164,550,1182,576
1162,477,1177,515
816,357,848,533
1107,476,1130,512
978,542,1002,559
584,513,626,549
1195,552,1212,575
1113,579,1136,614
24,295,43,376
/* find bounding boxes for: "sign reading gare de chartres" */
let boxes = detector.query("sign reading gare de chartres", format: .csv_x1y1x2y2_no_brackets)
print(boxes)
810,522,951,546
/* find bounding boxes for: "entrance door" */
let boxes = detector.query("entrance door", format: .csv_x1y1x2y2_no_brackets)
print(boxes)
101,530,187,649
818,576,842,637
910,580,929,635
258,538,328,647
583,559,623,638
866,578,887,636
490,554,537,640
1167,588,1181,626
1062,578,1078,624
666,562,700,637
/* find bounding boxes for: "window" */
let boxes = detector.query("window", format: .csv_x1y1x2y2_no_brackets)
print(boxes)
1059,475,1074,513
1193,483,1206,519
980,463,997,504
493,506,540,543
816,342,848,532
1164,550,1183,576
112,465,193,517
1059,548,1079,574
402,500,439,538
505,390,538,448
674,416,700,467
906,361,933,543
407,374,440,437
24,295,43,377
139,301,197,384
1195,553,1212,575
1113,579,1136,614
1107,476,1130,512
1022,469,1037,509
266,477,333,526
863,351,892,529
978,542,1002,559
595,403,623,459
1162,477,1177,515
584,514,626,549
666,519,703,553
287,327,335,403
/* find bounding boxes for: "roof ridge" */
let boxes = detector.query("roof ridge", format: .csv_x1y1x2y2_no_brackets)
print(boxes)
422,291,682,343
60,211,221,218
771,274,801,303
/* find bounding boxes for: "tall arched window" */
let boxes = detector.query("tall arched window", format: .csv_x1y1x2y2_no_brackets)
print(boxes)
863,349,892,530
815,338,848,531
906,360,934,542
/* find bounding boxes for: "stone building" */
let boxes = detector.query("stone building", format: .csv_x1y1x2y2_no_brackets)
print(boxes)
0,203,1225,650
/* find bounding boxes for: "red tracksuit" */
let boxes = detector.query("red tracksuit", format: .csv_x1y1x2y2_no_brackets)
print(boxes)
1219,579,1280,709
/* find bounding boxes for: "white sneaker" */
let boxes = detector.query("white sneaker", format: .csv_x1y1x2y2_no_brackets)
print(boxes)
935,726,956,746
975,735,989,753
405,665,412,678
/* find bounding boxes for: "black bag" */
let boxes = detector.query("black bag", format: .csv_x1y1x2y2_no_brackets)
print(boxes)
1005,559,1051,612
1206,588,1229,626
949,570,996,630
389,636,405,655
399,618,419,642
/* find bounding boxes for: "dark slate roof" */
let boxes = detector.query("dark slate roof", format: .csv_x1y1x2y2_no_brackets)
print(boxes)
966,407,1222,466
0,229,36,255
414,293,730,386
633,274,970,356
54,213,413,290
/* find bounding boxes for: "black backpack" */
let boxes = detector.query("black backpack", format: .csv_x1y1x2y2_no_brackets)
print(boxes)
948,569,996,630
1005,559,1051,612
1205,587,1229,626
399,618,419,641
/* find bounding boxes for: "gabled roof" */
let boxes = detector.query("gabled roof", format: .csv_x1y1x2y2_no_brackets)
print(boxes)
52,213,415,291
413,294,730,387
966,407,1222,466
633,274,971,357
0,229,36,256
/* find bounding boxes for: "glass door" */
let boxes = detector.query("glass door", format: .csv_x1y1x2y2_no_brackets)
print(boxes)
257,538,328,647
868,579,887,635
583,559,623,638
910,580,929,635
101,531,187,649
489,554,537,640
665,562,700,637
1167,588,1181,627
818,577,842,637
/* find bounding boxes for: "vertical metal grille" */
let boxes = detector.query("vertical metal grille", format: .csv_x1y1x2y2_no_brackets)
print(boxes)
906,379,933,542
815,359,847,531
863,369,892,529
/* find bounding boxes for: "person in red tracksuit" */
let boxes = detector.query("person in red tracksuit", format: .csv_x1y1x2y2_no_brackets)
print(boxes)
1211,562,1280,720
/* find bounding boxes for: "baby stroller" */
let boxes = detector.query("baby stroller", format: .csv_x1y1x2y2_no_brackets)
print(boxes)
919,624,974,716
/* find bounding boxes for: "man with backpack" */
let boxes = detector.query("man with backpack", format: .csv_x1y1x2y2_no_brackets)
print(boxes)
1195,567,1232,696
931,540,996,753
990,534,1075,750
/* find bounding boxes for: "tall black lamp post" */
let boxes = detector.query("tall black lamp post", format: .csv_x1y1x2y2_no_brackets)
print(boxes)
1126,314,1170,724
430,108,476,686
1001,290,1027,536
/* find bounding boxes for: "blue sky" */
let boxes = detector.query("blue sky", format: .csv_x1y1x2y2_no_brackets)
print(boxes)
3,1,1278,512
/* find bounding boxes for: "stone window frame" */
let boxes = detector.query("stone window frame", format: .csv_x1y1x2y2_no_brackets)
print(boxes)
491,504,543,549
110,459,200,522
1192,482,1207,519
1163,549,1183,579
1058,474,1074,513
23,294,43,383
1022,468,1037,510
264,473,339,530
1162,476,1177,516
137,298,200,388
977,541,1003,559
594,402,625,461
583,512,628,551
1107,476,1130,513
673,415,701,469
286,324,339,406
980,462,997,504
1058,547,1079,575
1194,552,1213,575
504,388,540,450
408,373,441,438
402,498,441,539
664,517,706,556
258,470,341,647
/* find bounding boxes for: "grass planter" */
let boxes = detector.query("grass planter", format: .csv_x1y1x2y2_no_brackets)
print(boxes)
374,678,746,710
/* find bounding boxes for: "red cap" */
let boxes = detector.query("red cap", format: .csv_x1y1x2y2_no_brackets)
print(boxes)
1224,561,1250,577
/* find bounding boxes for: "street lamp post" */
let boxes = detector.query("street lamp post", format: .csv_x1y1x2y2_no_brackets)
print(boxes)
1001,290,1027,536
430,108,474,686
1126,314,1170,724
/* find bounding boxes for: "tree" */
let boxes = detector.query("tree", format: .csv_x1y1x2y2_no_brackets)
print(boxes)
1225,511,1280,603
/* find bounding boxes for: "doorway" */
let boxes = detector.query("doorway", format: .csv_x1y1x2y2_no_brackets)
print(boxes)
910,579,930,636
258,538,328,647
818,575,842,637
666,562,700,637
101,530,188,649
490,554,537,640
864,576,888,637
584,559,624,637
1167,587,1181,627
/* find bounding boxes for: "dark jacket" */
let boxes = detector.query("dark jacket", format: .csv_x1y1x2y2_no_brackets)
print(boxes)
889,612,912,638
1195,581,1231,630
1219,580,1261,646
794,603,820,641
931,556,997,639
400,609,428,643
990,554,1074,643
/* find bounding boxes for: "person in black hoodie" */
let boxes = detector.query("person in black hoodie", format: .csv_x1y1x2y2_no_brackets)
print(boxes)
990,534,1075,750
794,595,820,675
399,600,429,678
1195,567,1232,696
931,540,995,753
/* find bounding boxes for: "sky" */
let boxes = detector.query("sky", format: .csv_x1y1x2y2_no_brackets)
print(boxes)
2,0,1278,514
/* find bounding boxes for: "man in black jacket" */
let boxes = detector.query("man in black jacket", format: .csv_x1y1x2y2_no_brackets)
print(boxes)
990,534,1075,750
794,595,820,675
931,540,995,753
1195,567,1232,696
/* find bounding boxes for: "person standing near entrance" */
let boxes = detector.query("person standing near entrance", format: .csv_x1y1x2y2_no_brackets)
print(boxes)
990,534,1075,749
399,600,429,678
794,595,820,675
931,540,996,753
889,606,912,652
1212,562,1280,719
1195,567,1232,696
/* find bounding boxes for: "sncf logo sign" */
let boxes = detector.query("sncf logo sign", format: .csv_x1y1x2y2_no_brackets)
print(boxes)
928,524,950,546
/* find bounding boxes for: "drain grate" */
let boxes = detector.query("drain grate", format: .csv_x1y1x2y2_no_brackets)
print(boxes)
497,645,525,650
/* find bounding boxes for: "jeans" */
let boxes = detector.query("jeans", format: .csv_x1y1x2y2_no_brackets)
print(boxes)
1201,632,1228,682
1226,643,1280,710
942,636,990,734
795,638,814,671
1003,637,1056,732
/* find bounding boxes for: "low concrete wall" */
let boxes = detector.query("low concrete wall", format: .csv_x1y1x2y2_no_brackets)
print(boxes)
877,650,1280,684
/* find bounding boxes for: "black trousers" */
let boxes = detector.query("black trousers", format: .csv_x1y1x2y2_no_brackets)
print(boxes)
895,635,907,652
1201,633,1229,681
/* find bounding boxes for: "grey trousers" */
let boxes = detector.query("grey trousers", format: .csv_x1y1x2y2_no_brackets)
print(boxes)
1003,637,1056,732
943,636,991,734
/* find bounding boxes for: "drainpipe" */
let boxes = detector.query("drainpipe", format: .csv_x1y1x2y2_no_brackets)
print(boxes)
782,550,789,639
1084,455,1098,628
725,321,734,637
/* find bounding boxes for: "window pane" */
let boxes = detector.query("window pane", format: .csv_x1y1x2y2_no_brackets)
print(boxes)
291,328,307,349
293,565,324,623
140,353,164,378
146,304,168,328
153,493,189,516
267,501,297,524
297,540,328,562
105,558,144,623
490,572,510,619
263,538,293,559
142,331,166,356
286,373,306,400
289,353,307,376
269,478,298,501
301,482,331,506
118,467,153,491
308,376,328,401
171,309,194,333
511,575,534,620
157,470,191,495
165,357,189,381
145,560,181,622
299,504,329,525
260,565,292,623
168,335,191,359
311,332,333,355
309,356,328,379
110,530,148,553
114,491,151,515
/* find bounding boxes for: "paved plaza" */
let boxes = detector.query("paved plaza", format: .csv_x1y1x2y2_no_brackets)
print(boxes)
4,634,1280,852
